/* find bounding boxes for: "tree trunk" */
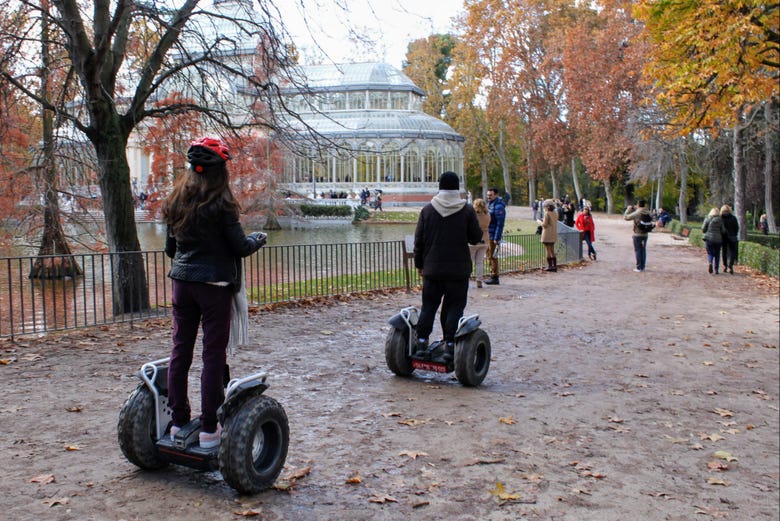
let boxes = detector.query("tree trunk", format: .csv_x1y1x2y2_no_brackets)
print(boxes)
603,178,613,214
30,4,82,280
676,138,688,225
92,123,149,315
497,124,512,205
764,101,777,233
733,113,747,241
551,168,559,200
655,164,664,211
571,157,582,205
526,149,536,205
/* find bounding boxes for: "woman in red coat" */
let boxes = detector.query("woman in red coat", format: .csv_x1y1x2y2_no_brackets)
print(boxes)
575,206,597,260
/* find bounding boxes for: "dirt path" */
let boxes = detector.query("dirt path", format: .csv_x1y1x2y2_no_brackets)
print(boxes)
2,211,778,521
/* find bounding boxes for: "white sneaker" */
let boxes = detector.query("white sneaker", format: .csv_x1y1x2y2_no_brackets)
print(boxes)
199,424,222,449
169,425,181,441
633,268,642,272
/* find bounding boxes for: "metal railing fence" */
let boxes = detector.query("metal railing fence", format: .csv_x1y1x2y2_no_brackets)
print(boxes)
0,230,580,339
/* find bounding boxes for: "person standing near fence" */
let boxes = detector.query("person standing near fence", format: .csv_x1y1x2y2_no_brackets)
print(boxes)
162,137,266,449
484,187,506,285
539,199,558,272
469,198,491,288
720,205,739,274
575,205,597,261
414,172,482,363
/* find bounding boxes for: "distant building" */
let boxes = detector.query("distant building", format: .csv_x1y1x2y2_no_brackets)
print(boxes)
277,62,465,204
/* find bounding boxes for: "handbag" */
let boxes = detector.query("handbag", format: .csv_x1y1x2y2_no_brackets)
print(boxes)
535,225,542,235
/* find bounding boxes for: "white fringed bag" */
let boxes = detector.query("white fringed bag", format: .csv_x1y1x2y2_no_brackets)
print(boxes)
227,270,248,356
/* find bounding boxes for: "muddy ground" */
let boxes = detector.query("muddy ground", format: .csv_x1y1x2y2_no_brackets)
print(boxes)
1,211,778,521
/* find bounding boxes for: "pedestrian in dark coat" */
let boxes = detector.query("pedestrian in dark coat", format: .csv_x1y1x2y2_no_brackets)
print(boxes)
720,205,739,274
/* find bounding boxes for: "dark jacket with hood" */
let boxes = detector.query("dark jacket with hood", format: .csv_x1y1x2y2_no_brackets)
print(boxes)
414,191,483,280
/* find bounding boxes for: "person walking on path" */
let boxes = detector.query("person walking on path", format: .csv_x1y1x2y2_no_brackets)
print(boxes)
484,187,506,285
162,137,266,449
702,207,725,274
469,198,491,288
413,172,482,362
624,200,652,272
539,199,559,271
575,206,597,260
720,204,739,274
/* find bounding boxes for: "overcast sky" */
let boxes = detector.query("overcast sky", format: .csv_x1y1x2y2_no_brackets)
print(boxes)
282,0,465,68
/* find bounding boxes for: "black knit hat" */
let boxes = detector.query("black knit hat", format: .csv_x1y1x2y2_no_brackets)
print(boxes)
439,171,459,190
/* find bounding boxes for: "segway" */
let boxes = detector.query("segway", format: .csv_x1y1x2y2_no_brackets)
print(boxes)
385,306,491,386
117,358,289,494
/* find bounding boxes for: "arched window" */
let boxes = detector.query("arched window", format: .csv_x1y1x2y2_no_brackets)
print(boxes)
381,143,401,183
356,141,377,184
404,145,421,183
424,147,439,183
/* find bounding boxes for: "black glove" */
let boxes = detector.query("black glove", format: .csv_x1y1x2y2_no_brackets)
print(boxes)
248,231,267,247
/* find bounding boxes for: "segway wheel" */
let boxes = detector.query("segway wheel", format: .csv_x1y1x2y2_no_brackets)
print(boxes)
219,395,289,494
454,328,491,387
384,329,414,377
117,385,168,469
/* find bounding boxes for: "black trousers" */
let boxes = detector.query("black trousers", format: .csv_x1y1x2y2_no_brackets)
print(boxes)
722,238,739,268
417,278,469,343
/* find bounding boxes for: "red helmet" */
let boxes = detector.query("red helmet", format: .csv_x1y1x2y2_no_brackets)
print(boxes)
187,136,231,163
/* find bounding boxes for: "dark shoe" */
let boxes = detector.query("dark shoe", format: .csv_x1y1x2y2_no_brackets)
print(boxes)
592,252,596,261
416,338,429,354
730,267,734,274
484,276,499,285
442,342,455,363
549,256,557,272
708,263,713,274
714,268,719,274
476,280,483,288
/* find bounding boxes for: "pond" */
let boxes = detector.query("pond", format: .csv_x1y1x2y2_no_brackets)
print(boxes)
137,219,417,251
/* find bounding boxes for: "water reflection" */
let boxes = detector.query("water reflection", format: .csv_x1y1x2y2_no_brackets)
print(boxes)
137,220,416,251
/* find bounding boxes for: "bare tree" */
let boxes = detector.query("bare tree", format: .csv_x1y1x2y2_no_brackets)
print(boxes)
1,0,310,313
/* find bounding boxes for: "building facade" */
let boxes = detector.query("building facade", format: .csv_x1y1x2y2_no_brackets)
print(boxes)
277,63,465,203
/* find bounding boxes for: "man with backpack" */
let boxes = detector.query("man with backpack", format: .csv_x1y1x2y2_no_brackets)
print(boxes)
624,200,654,272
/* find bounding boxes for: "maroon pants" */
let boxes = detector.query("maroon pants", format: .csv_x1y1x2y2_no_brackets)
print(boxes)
168,280,232,433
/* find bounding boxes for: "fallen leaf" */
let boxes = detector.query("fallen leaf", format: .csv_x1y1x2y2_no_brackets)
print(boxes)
233,509,262,517
412,500,430,508
399,450,428,460
345,471,363,484
703,361,714,366
707,477,729,486
30,474,55,484
382,411,401,418
398,418,427,427
712,408,734,417
64,445,80,451
368,493,397,504
320,330,334,335
608,416,624,423
42,497,69,507
498,416,517,425
65,406,83,413
0,359,13,365
489,482,521,501
713,450,738,462
707,460,729,471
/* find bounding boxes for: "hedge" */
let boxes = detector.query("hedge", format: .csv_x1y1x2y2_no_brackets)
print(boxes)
299,204,353,218
745,232,780,250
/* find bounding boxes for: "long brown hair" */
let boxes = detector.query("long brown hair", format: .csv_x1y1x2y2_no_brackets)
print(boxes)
162,163,240,242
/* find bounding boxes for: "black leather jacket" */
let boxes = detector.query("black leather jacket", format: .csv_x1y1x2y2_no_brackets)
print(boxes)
165,212,262,292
